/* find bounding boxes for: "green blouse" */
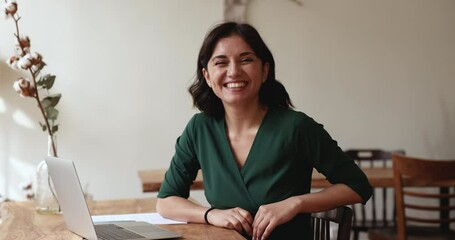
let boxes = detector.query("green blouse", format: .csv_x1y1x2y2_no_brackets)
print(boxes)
158,107,372,239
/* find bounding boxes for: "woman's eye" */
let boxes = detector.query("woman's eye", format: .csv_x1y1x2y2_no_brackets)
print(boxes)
214,61,227,66
241,58,253,63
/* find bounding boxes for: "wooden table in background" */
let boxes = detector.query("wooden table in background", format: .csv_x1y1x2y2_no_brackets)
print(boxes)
139,168,455,192
138,168,398,193
0,198,245,240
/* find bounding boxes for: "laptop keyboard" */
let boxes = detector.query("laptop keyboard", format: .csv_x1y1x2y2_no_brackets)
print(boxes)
95,224,145,240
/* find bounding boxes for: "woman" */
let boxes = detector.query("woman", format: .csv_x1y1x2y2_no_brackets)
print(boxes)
156,22,372,240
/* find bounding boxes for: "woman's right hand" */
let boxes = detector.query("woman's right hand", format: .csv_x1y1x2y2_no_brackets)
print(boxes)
206,207,254,237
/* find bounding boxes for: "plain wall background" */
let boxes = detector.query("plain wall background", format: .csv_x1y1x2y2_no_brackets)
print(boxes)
1,0,454,204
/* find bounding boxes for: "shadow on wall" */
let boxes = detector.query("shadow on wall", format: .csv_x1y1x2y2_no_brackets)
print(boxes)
0,59,44,201
423,96,455,159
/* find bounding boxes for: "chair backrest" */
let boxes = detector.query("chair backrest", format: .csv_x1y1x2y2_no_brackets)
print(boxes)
311,206,353,240
344,149,405,232
392,153,455,240
345,149,405,168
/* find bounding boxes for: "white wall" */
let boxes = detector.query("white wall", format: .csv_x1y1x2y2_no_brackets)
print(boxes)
1,0,454,203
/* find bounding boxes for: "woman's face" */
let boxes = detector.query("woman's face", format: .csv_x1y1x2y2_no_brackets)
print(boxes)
203,34,269,108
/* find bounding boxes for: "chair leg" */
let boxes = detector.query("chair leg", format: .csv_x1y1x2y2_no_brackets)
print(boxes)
353,230,359,240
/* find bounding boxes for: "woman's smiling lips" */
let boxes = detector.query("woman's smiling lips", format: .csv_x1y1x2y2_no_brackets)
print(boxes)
224,81,248,89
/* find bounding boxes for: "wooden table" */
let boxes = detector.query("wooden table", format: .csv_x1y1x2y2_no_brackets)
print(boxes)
0,198,245,240
138,168,455,193
138,168,396,193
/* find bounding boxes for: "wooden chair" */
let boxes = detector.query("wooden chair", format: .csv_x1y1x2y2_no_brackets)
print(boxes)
369,153,455,240
311,206,353,240
344,148,405,240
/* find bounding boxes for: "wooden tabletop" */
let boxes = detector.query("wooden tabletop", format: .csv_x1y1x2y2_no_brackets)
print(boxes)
138,168,455,193
0,198,245,240
138,168,394,192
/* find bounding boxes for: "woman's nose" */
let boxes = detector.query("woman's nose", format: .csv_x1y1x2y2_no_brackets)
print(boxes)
227,62,241,77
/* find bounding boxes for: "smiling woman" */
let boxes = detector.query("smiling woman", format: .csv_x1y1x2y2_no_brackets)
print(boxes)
202,35,269,112
156,22,372,240
0,1,454,225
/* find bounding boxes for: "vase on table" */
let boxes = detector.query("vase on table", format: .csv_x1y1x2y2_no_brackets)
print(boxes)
35,135,62,214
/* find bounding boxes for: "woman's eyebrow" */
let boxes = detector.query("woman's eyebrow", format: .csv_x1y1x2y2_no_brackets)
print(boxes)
211,55,228,60
239,52,256,57
211,51,256,61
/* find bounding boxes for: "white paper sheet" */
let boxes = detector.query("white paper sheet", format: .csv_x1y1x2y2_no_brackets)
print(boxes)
92,212,186,225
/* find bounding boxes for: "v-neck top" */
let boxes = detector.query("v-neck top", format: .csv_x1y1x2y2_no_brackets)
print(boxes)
158,107,372,238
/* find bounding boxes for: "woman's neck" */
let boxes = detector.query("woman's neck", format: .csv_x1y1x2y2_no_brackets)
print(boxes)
224,103,268,134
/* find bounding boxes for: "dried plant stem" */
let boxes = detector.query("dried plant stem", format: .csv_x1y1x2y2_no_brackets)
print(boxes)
11,12,58,157
31,71,58,156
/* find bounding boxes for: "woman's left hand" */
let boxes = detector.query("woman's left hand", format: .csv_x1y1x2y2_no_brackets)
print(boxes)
252,197,300,240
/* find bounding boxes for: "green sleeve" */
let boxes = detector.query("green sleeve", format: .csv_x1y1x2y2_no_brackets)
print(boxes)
300,117,373,204
157,115,201,199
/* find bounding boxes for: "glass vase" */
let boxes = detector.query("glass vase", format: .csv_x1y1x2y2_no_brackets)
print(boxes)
35,135,62,214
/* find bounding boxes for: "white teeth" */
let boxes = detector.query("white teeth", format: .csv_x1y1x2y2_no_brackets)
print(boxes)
225,82,246,88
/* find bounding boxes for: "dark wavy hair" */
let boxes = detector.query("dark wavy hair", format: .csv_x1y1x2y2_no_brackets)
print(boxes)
189,22,293,118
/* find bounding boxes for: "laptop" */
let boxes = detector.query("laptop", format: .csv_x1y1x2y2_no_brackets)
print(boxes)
45,156,181,240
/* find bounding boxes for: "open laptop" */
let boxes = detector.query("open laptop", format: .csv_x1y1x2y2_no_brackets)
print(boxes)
45,156,181,240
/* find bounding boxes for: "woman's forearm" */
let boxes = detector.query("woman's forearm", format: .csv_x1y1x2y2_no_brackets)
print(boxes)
292,184,363,213
156,196,209,223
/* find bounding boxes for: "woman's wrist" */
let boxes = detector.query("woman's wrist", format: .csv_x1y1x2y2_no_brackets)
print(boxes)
204,207,216,225
289,195,306,213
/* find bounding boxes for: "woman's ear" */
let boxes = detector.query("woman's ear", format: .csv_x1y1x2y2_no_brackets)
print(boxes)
203,68,212,88
262,63,270,83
